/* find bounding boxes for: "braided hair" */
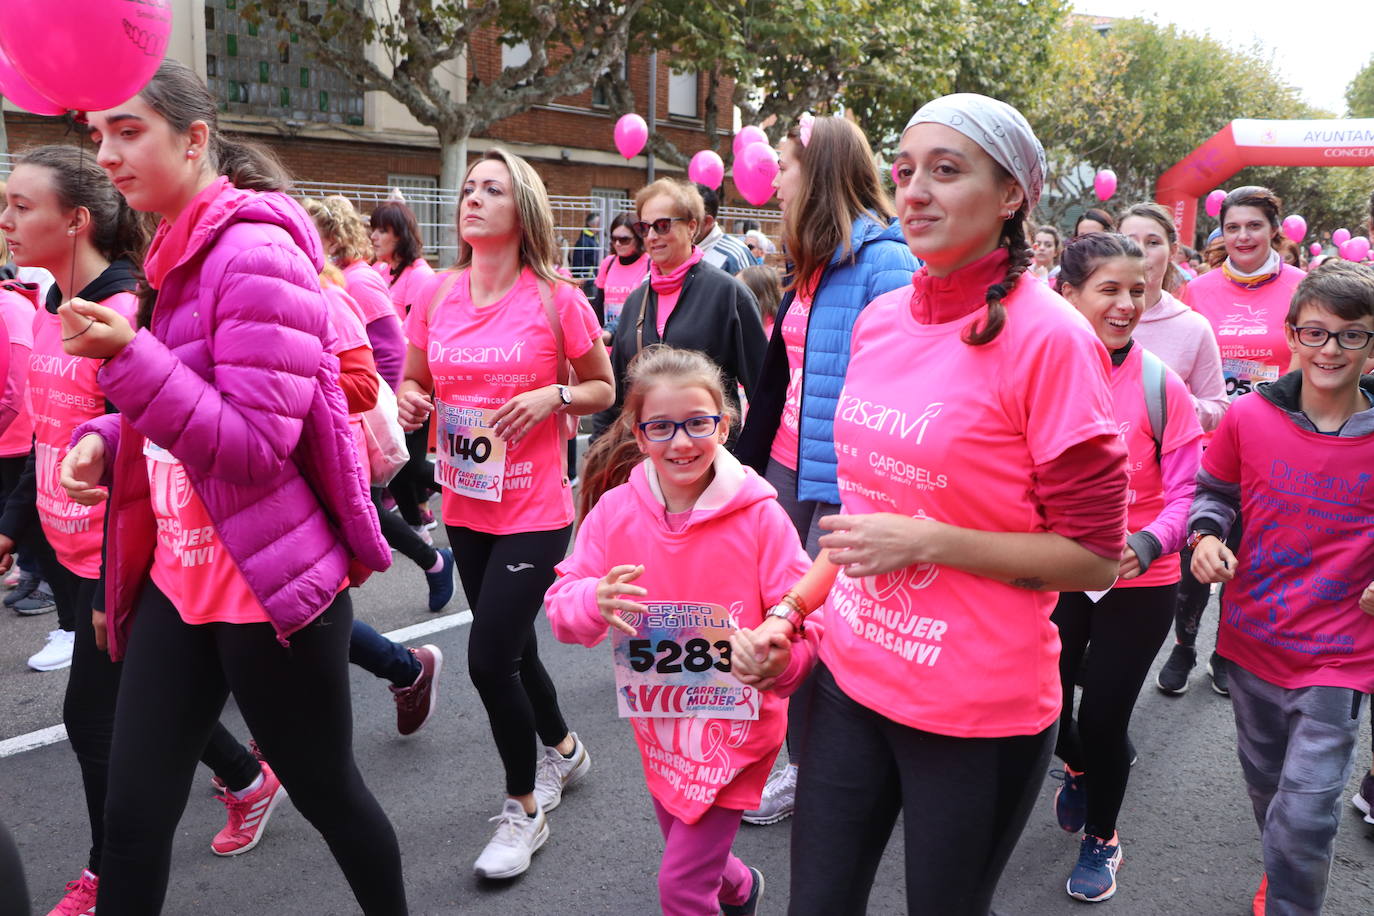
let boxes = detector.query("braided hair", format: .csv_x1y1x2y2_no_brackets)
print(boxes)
963,209,1032,346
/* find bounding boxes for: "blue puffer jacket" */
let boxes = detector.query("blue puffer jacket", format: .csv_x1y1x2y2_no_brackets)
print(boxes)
737,213,916,504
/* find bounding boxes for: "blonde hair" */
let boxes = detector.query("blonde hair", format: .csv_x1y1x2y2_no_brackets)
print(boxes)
304,195,373,265
455,148,569,288
634,178,705,226
579,346,736,519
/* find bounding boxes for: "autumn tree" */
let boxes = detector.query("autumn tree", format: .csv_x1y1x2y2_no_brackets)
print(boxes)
1346,54,1374,118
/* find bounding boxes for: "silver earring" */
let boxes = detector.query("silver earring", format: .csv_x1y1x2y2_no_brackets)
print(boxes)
187,149,197,158
67,229,75,236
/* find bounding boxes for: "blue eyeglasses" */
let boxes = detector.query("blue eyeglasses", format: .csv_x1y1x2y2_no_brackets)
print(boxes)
637,415,723,442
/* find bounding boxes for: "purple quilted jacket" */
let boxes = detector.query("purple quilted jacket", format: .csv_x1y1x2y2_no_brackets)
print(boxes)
77,181,390,659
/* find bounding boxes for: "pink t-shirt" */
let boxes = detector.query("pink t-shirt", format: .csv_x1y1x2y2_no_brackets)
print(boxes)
821,275,1120,738
405,268,600,534
1207,393,1374,692
0,288,35,458
656,288,683,337
145,438,272,626
1183,264,1303,402
379,258,437,323
29,292,139,578
545,454,815,824
768,290,813,471
595,254,649,334
343,260,397,326
1110,345,1203,588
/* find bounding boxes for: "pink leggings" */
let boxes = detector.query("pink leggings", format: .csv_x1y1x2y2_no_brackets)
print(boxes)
652,799,754,915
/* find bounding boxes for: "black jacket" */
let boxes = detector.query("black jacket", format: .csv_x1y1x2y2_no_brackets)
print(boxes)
591,260,766,442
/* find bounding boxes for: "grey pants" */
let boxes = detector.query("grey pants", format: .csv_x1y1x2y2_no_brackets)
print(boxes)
1228,659,1363,916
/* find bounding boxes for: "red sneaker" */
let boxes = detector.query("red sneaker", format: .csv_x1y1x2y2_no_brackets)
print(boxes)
212,762,287,856
1252,873,1267,916
392,645,444,736
47,870,97,916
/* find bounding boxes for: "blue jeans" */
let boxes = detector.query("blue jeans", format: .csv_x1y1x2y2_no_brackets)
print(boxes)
349,621,419,688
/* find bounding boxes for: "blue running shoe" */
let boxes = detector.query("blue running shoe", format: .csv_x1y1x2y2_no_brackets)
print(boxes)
1051,766,1087,833
425,548,455,612
1067,832,1122,902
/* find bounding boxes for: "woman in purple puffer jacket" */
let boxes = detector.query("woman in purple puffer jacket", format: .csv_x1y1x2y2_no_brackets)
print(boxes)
58,61,407,915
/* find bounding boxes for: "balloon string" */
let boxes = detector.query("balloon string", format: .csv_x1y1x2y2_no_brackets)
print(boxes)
69,121,86,306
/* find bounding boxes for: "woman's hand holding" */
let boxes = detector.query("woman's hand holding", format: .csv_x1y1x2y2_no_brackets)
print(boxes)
60,435,108,506
1190,535,1236,584
491,385,562,445
596,564,648,636
1117,546,1141,580
1359,582,1374,616
730,616,794,691
59,298,136,359
395,387,433,432
817,513,945,578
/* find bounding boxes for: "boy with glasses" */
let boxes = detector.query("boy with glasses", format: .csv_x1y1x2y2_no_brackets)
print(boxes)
1188,260,1374,914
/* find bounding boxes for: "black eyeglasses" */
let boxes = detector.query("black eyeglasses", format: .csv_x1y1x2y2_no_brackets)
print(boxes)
632,217,688,239
637,415,722,442
611,234,636,245
1289,325,1374,350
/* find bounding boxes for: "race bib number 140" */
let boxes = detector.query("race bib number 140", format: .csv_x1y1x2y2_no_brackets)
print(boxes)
611,601,758,721
436,402,507,502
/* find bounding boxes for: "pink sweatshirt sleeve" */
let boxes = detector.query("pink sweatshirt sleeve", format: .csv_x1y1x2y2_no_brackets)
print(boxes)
1140,438,1201,558
0,330,18,439
544,503,614,648
753,499,822,697
1187,327,1228,433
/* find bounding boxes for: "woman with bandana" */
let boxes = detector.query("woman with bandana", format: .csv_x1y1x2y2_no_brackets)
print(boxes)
732,94,1129,914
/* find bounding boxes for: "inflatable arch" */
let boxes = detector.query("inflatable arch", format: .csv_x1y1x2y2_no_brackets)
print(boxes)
1155,118,1374,242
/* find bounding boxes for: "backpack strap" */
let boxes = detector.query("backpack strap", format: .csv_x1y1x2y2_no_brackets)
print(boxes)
536,277,568,386
1140,348,1167,466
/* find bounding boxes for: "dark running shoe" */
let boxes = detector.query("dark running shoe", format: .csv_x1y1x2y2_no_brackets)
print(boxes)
1156,643,1196,695
1207,651,1230,696
721,866,765,916
1051,766,1087,833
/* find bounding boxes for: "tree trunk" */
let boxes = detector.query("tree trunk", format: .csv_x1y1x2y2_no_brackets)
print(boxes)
437,133,468,265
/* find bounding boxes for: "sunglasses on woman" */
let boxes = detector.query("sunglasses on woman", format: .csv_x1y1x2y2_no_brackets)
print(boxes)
632,217,688,239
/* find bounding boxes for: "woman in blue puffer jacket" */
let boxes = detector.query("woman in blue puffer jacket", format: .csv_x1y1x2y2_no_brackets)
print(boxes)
734,114,917,825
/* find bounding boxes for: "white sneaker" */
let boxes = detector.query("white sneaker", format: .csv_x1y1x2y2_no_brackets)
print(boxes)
743,763,797,825
473,798,548,879
28,629,75,671
533,733,591,812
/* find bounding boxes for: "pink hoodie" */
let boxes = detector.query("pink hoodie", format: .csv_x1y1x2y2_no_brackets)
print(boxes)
546,451,816,824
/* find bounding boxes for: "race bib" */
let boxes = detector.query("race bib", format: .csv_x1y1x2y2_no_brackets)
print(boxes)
435,401,507,502
611,601,758,721
1222,357,1279,399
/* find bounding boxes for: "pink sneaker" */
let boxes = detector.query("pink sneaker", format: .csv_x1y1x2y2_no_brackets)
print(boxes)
47,870,98,915
212,762,287,856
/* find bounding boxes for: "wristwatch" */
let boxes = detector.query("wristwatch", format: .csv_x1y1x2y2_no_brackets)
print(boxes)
766,597,807,635
555,384,572,411
1186,529,1217,551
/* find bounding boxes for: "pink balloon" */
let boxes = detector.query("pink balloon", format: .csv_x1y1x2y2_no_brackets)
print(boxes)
613,113,648,159
0,44,65,115
1339,236,1370,262
732,126,767,160
0,0,172,111
1093,169,1117,202
687,150,725,190
734,142,778,207
1205,189,1226,218
1333,228,1351,246
1309,243,1322,256
1281,215,1307,244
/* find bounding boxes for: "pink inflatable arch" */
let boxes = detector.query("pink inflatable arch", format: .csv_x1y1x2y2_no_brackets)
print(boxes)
1156,118,1374,242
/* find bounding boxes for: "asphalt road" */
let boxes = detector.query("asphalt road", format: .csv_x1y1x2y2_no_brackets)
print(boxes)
3,531,1373,915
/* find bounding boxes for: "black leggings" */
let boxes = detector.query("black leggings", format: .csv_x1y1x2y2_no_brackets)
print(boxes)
98,585,405,915
789,665,1055,916
391,422,433,527
37,558,258,876
0,454,41,582
448,524,572,797
1053,584,1176,838
1174,513,1243,647
0,818,27,916
370,486,438,570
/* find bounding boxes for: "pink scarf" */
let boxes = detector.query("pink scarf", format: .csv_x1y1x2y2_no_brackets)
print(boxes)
650,246,704,295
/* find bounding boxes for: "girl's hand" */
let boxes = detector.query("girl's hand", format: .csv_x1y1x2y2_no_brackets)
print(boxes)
60,435,108,506
59,298,136,359
396,388,433,431
491,386,562,445
730,617,794,691
818,513,944,578
1360,582,1374,616
596,564,648,636
1190,535,1236,584
1117,546,1141,580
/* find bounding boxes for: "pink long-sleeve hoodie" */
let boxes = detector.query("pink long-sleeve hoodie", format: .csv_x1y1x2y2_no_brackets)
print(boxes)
545,450,816,824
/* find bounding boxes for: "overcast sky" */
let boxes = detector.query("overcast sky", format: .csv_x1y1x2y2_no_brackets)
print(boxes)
1075,1,1373,116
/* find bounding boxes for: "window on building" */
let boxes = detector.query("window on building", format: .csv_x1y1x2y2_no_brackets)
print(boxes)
591,57,629,109
387,174,441,254
204,0,364,126
667,69,699,119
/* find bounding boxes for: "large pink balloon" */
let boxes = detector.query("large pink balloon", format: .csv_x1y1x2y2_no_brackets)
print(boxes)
687,150,725,190
732,126,767,160
734,142,778,207
1093,169,1117,202
1333,228,1352,246
613,114,648,159
0,44,65,115
1205,189,1226,218
1340,236,1371,262
1309,242,1322,256
1281,215,1307,244
0,0,172,111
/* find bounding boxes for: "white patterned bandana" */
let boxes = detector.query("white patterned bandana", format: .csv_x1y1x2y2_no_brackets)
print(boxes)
903,93,1046,213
